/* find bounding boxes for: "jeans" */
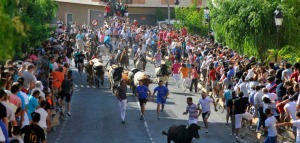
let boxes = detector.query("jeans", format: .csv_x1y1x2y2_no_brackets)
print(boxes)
256,107,267,131
118,99,127,121
0,121,8,143
104,42,113,53
190,78,198,92
264,136,277,143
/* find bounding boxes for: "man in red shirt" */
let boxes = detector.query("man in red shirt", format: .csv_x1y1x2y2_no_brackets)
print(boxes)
105,3,111,18
208,66,219,97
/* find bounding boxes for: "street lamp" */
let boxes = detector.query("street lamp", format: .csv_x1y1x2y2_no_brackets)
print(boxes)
274,8,283,62
204,6,210,35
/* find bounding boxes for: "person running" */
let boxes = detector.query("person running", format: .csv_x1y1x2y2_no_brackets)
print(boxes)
76,51,86,75
21,112,46,143
183,97,200,125
152,80,169,119
179,63,190,91
115,80,127,124
189,64,199,93
197,92,218,133
171,60,181,88
59,74,74,116
261,108,278,143
232,92,251,142
135,80,151,120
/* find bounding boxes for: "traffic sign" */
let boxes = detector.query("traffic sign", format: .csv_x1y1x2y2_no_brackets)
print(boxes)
91,20,98,26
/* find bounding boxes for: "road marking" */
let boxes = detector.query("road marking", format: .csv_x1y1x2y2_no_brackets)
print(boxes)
135,97,155,143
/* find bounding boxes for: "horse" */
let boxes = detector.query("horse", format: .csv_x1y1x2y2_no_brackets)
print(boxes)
134,53,147,71
116,48,129,69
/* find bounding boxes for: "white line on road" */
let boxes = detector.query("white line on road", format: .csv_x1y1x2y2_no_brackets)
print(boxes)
135,97,155,143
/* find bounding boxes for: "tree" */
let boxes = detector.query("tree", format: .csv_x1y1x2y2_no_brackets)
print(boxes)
0,0,57,61
155,8,166,21
174,0,208,35
209,0,300,61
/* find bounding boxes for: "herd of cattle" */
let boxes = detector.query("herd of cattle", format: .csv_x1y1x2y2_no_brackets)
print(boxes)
83,58,170,94
82,58,202,143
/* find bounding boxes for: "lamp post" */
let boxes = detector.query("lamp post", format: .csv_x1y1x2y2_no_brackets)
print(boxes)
204,6,210,36
274,8,283,62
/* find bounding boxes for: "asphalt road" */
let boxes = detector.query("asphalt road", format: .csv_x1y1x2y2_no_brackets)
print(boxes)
47,56,251,143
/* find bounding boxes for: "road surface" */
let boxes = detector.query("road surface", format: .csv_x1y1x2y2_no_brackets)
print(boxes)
47,56,251,143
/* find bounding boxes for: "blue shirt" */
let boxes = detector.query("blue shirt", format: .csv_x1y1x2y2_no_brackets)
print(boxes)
76,34,84,40
17,92,25,110
227,68,235,80
223,89,232,105
154,86,169,99
136,85,149,99
104,36,111,43
28,95,39,120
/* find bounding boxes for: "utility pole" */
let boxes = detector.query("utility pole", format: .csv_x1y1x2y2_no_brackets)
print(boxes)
167,0,170,25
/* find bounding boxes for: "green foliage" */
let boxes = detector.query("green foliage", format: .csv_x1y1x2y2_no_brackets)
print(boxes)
0,0,57,60
209,0,300,61
278,45,300,63
155,8,166,21
174,0,208,35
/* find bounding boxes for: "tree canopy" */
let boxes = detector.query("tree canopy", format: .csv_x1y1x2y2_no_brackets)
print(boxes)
0,0,57,60
174,0,208,35
209,0,300,62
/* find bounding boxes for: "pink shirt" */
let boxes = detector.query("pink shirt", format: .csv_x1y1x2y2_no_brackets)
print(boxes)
191,68,199,79
9,94,21,107
172,63,181,74
154,52,162,61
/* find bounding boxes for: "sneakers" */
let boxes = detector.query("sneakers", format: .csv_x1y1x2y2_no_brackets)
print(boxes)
236,136,239,142
205,129,208,133
140,115,144,120
121,121,125,124
157,116,160,120
67,112,71,116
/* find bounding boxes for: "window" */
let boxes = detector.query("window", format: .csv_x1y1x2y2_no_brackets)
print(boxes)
122,0,132,4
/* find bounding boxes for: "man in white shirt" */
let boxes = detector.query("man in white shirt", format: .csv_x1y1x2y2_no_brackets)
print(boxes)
35,101,51,138
31,81,45,100
197,92,217,133
261,108,278,143
284,96,297,138
262,88,277,102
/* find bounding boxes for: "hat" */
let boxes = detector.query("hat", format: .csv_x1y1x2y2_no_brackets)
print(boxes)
245,77,250,81
4,90,12,97
35,81,42,88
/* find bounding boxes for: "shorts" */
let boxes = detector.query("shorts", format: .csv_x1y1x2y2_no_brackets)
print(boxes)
60,91,71,102
293,126,297,132
276,101,285,113
235,113,253,128
157,97,166,104
202,111,210,120
188,119,198,125
211,80,217,88
139,98,148,106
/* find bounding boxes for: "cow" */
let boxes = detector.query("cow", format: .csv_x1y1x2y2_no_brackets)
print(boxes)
85,61,94,85
133,71,153,94
162,123,200,143
93,61,105,88
155,64,171,87
107,65,124,93
128,68,140,92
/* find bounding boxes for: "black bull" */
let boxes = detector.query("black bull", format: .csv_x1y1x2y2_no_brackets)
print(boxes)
162,123,200,143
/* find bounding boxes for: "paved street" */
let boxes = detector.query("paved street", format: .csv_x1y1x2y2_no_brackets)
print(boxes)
47,56,249,143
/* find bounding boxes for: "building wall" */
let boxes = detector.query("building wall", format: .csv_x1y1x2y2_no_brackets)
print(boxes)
56,2,158,28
